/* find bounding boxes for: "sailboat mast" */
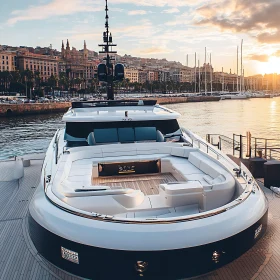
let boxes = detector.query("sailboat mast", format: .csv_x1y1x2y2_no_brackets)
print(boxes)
241,39,243,92
198,59,200,94
237,46,239,92
194,52,197,93
210,53,212,95
222,67,224,92
205,47,207,95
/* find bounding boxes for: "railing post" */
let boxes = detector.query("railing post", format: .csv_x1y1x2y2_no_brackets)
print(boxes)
219,136,222,150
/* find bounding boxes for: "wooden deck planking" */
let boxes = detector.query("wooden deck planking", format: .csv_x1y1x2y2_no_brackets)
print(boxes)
0,156,280,279
92,173,177,196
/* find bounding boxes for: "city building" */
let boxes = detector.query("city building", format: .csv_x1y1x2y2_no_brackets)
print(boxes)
0,51,17,72
17,50,59,82
124,68,139,83
138,70,148,84
60,40,98,85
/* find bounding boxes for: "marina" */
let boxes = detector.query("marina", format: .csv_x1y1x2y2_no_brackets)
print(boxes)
1,0,280,278
1,93,280,279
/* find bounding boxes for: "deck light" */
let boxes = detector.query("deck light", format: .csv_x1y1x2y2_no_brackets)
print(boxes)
212,251,220,263
135,261,148,274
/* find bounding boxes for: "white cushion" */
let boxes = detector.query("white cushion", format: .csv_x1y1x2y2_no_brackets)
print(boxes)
161,182,203,195
212,174,225,184
188,152,202,168
171,147,185,157
203,175,213,185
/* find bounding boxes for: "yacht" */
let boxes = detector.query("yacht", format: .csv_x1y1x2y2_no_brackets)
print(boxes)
28,99,268,279
220,92,249,100
28,1,268,279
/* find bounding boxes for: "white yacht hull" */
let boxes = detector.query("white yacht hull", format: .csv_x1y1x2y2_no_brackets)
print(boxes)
28,177,268,279
27,102,268,279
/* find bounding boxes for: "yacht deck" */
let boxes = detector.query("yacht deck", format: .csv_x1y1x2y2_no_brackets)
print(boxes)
0,153,279,280
92,173,177,195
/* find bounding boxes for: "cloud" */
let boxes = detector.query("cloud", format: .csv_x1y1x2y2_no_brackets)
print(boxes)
113,0,193,7
273,50,280,57
162,8,180,14
128,10,147,15
195,0,280,43
247,54,269,62
137,46,173,55
7,0,103,25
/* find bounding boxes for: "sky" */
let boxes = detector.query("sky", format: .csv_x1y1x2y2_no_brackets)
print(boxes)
1,0,280,75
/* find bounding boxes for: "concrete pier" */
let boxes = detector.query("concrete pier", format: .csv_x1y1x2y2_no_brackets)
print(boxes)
0,102,71,117
0,96,220,117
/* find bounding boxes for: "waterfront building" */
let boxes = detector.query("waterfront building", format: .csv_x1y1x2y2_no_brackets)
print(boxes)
170,69,180,82
124,68,139,83
60,40,98,86
147,71,156,82
138,70,148,84
158,70,171,82
17,50,59,82
180,67,193,83
0,51,17,72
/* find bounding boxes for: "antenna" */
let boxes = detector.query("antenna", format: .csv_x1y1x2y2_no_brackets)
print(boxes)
98,0,118,100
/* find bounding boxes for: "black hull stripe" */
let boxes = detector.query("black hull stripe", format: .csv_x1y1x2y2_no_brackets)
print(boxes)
28,210,268,280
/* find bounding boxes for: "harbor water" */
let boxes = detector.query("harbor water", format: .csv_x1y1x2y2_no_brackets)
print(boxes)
0,98,280,159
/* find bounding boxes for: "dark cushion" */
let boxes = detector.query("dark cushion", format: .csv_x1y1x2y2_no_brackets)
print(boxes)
135,127,157,141
118,128,135,143
94,128,118,143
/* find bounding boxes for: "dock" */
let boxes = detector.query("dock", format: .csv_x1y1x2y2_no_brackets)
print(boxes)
0,96,221,117
0,154,279,280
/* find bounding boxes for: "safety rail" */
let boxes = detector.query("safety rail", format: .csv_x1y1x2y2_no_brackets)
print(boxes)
182,128,236,169
206,133,280,160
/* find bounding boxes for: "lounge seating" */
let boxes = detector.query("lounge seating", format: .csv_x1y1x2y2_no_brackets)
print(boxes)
161,152,235,211
159,181,204,209
51,143,236,214
87,127,166,146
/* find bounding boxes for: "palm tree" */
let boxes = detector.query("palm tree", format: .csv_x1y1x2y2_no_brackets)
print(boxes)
47,75,58,98
0,71,11,93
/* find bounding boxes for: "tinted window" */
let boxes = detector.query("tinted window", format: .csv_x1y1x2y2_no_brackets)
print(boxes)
65,119,180,138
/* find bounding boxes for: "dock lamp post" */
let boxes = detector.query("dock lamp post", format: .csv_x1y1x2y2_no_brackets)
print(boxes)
97,0,124,100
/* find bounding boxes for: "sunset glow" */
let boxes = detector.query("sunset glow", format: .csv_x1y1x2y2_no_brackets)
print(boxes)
260,56,280,75
1,0,280,75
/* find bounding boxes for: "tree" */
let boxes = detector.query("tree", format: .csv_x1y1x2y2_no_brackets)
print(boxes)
47,75,58,98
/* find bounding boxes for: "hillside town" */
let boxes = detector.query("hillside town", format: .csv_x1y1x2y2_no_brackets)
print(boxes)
0,41,280,97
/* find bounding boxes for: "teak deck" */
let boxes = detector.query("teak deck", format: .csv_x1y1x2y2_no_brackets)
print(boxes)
92,173,177,196
0,154,279,280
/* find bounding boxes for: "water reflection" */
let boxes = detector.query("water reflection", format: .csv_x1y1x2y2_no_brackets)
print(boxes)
0,113,64,159
0,98,280,159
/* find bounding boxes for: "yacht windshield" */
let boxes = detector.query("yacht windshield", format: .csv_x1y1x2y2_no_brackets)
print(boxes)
66,119,180,139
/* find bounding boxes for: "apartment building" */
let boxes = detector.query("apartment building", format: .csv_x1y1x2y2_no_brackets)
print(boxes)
124,68,139,83
17,51,59,82
0,51,17,72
